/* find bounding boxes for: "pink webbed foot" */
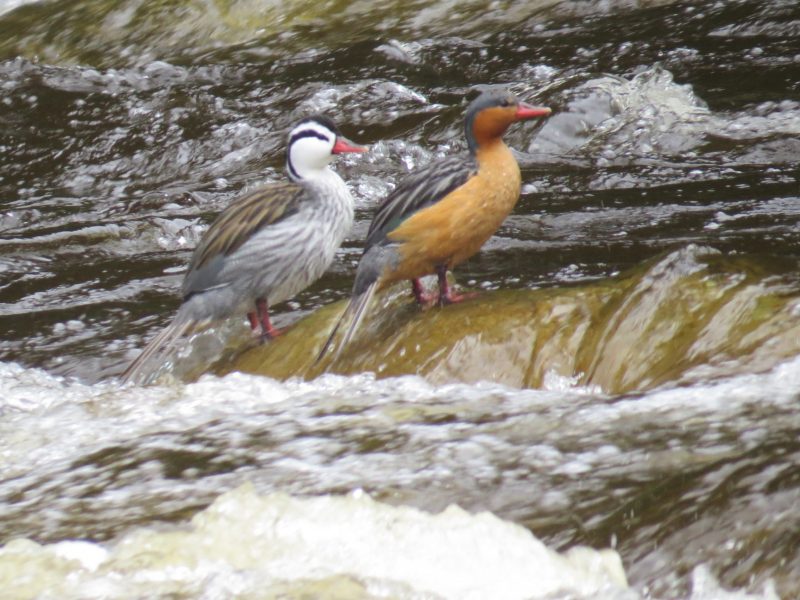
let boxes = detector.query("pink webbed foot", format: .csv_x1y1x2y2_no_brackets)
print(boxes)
438,289,480,305
435,266,479,306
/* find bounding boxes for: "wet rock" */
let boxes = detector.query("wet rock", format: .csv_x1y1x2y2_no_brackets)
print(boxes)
222,245,800,394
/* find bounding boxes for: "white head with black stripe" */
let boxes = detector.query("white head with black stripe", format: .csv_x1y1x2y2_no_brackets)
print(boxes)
285,115,367,182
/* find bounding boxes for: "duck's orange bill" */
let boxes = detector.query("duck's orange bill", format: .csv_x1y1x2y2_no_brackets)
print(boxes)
333,137,368,154
514,103,552,120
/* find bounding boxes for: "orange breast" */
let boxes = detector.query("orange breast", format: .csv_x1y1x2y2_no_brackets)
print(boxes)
381,141,521,285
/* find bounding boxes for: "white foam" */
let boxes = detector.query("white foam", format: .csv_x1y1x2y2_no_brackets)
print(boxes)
688,565,778,600
0,358,796,598
0,0,36,17
0,484,630,599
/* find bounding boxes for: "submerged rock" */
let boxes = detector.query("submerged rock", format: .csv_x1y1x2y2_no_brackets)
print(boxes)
222,245,800,394
0,0,559,67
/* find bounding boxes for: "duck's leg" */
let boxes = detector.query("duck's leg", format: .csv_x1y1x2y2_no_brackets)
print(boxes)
436,265,475,305
255,297,281,339
411,278,436,305
247,311,260,332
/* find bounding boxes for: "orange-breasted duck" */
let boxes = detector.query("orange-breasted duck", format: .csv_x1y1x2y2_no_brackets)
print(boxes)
318,90,551,360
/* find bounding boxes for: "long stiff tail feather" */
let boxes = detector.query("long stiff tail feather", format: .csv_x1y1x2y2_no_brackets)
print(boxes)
316,282,377,364
120,318,194,385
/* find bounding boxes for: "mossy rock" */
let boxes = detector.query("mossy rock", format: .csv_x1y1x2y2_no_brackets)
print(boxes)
220,246,800,394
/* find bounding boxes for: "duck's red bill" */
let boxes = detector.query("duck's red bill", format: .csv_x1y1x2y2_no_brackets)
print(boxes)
515,104,552,120
333,137,368,154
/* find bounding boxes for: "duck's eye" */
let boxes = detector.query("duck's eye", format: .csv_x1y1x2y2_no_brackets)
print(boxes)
501,98,513,107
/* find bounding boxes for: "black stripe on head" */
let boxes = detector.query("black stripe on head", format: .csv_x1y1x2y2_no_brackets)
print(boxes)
288,129,329,146
286,156,301,181
286,115,341,181
288,115,340,147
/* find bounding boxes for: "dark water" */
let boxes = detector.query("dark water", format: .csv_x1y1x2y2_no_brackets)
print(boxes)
1,0,799,597
1,0,798,382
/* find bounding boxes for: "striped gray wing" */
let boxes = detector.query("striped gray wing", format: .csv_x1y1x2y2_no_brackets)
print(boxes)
182,181,303,298
364,154,477,250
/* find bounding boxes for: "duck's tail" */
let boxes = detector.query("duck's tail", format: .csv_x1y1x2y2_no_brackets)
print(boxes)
120,317,195,385
316,282,377,364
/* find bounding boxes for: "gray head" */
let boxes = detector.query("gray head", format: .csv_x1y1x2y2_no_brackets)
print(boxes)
463,90,552,153
285,116,366,181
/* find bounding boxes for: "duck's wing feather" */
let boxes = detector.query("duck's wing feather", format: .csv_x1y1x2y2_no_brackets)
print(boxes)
365,154,476,250
182,181,304,298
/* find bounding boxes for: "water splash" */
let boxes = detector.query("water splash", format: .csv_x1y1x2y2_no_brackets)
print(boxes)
532,66,709,161
0,483,631,599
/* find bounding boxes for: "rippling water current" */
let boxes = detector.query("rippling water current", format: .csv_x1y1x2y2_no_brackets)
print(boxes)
1,0,799,598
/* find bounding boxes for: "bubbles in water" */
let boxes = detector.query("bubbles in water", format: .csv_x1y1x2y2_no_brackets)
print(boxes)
542,66,710,160
299,80,435,124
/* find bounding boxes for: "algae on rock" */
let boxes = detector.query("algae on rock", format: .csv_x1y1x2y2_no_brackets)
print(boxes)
223,245,800,395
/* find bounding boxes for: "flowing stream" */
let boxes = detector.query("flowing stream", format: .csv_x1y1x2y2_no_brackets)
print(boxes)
1,0,799,597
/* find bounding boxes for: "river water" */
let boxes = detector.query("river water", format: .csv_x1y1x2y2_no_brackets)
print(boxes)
1,0,799,598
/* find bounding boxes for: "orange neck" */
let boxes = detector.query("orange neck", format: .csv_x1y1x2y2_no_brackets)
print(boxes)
466,105,518,153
